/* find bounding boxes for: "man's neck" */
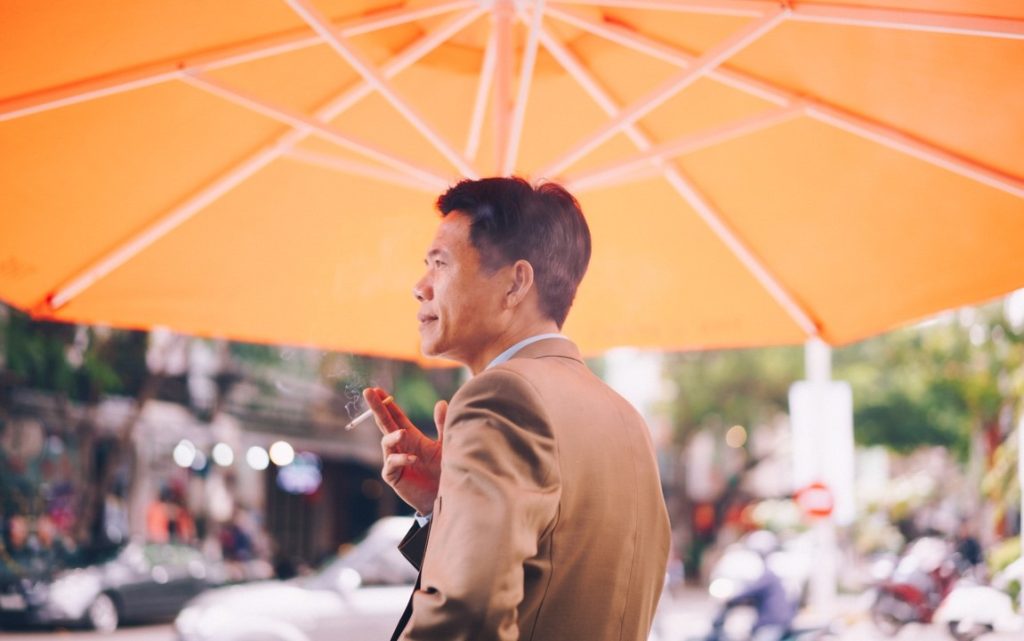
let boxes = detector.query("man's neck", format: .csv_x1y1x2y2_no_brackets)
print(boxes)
468,320,560,374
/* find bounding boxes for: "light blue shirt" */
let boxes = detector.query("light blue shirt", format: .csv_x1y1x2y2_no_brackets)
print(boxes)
485,332,567,370
415,333,569,526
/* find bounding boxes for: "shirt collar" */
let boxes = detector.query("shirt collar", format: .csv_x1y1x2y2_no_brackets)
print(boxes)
485,333,568,370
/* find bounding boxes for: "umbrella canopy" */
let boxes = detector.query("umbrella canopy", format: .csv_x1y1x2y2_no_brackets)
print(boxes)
2,0,1023,360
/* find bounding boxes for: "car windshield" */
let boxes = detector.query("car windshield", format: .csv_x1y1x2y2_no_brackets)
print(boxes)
305,520,417,589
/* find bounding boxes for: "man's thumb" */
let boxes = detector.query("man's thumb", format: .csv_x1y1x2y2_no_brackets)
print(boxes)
434,400,448,442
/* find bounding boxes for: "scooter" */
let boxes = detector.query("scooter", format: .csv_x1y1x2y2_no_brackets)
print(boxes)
869,537,961,636
693,534,836,641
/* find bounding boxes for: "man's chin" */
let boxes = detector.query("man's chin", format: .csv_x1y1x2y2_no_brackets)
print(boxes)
419,341,462,365
418,338,442,358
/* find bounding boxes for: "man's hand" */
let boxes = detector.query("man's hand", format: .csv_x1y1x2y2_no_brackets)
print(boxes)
364,387,446,516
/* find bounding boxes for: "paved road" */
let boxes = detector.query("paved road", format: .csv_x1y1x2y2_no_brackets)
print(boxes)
0,623,174,640
1,589,1019,641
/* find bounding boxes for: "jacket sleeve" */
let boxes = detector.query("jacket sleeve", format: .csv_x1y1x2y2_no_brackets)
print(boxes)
401,367,561,641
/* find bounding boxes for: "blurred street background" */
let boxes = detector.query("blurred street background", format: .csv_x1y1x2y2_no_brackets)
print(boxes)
2,291,1022,640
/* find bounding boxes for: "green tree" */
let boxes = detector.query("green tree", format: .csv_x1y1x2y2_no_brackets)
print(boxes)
834,304,1015,459
667,346,802,445
1,307,153,546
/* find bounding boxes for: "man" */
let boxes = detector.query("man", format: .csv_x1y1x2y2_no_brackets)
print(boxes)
365,177,670,641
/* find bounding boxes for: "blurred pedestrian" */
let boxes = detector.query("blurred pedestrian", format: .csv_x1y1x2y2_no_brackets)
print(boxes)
710,531,795,641
147,486,195,544
365,177,671,641
953,518,984,578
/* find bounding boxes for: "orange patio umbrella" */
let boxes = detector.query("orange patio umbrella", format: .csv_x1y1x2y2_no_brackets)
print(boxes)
1,0,1022,361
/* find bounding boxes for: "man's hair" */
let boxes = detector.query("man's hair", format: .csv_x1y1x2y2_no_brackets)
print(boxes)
436,177,591,328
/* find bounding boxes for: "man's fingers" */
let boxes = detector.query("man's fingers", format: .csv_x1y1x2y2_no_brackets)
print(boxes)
383,453,418,482
381,429,405,454
434,400,448,443
384,397,418,432
363,387,399,434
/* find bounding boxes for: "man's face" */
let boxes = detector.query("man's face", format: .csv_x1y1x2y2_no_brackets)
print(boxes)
414,213,507,367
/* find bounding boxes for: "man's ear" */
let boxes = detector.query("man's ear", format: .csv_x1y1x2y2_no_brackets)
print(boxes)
505,259,535,308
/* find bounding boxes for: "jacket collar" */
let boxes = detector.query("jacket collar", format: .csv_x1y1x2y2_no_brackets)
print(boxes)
509,336,584,364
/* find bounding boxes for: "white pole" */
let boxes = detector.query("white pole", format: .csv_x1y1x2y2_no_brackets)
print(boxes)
805,337,838,616
805,336,831,384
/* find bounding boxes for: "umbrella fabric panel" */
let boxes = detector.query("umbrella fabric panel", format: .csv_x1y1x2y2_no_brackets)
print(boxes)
44,160,435,358
805,1,1024,18
566,179,809,353
203,42,365,116
678,116,1024,345
727,17,1024,178
0,82,284,309
1,1,1022,361
0,0,391,101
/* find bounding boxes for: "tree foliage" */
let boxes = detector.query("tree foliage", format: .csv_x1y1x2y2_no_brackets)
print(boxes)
666,345,802,444
664,301,1020,458
3,310,147,402
835,304,1018,458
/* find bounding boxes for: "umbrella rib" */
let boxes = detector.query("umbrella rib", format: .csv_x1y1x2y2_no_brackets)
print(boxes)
551,0,1024,39
47,74,451,311
547,6,1024,198
536,8,787,179
335,0,477,36
565,105,806,192
283,148,438,193
805,105,1024,198
502,0,546,176
550,0,769,18
0,1,475,123
309,6,488,133
183,72,450,188
788,4,1024,40
284,0,478,179
493,0,516,174
46,145,282,311
465,23,499,160
535,17,819,337
43,7,483,313
546,5,791,105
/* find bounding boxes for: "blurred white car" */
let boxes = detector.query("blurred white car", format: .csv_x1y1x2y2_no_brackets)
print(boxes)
175,516,416,641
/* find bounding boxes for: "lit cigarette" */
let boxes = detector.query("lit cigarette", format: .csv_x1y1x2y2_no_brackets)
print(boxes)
344,395,393,431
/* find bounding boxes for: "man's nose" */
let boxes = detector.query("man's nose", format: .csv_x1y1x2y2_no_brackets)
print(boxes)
413,275,431,302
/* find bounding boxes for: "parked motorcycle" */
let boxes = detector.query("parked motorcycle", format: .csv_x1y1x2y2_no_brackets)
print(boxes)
869,537,962,636
933,557,1024,641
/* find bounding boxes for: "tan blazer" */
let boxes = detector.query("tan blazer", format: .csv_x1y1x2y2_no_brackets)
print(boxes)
394,338,671,641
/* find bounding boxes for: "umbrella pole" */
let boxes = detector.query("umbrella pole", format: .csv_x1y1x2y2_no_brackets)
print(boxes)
803,338,839,617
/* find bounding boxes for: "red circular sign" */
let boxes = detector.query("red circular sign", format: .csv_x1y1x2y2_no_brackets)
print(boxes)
796,481,834,518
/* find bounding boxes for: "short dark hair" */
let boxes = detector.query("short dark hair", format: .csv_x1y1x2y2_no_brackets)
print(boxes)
436,177,591,328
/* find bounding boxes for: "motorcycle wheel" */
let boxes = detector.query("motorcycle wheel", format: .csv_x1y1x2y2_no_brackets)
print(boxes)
945,621,993,641
870,591,909,636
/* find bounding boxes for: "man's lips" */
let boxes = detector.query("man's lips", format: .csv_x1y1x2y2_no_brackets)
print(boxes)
417,313,438,325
